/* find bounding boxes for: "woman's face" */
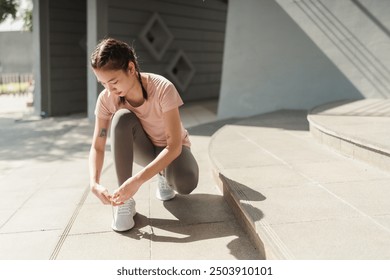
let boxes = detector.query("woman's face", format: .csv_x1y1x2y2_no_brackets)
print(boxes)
93,62,137,98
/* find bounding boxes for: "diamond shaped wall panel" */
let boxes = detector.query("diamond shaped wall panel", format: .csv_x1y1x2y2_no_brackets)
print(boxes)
139,13,174,61
166,50,196,92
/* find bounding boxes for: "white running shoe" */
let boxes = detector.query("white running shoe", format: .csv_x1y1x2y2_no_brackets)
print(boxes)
111,198,136,232
156,174,176,201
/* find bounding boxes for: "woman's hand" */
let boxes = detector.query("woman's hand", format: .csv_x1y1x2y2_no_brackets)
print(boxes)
112,177,142,205
91,183,112,205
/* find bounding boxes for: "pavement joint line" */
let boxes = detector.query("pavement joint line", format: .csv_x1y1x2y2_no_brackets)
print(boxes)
266,215,365,226
49,221,233,237
49,162,114,260
0,228,62,235
236,130,292,166
152,220,229,228
64,230,113,236
49,184,90,260
146,183,152,260
309,181,390,234
149,222,154,260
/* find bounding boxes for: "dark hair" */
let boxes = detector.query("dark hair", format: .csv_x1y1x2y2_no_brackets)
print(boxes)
91,38,147,102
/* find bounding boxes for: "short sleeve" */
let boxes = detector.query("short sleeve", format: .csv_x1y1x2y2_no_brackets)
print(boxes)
159,82,184,113
94,90,113,120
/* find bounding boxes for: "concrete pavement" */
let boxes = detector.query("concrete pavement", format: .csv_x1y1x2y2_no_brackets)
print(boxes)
0,94,260,260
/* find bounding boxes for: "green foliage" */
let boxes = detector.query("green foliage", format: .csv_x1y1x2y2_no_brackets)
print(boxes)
0,0,32,31
0,82,30,94
22,8,32,31
0,0,18,23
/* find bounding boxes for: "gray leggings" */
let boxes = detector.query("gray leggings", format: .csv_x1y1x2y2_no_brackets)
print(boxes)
110,109,199,194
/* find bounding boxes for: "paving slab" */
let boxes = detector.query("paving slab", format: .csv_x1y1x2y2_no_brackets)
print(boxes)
0,230,62,260
271,217,390,259
57,230,153,260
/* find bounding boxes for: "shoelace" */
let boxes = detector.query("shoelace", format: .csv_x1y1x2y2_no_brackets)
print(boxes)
112,200,133,223
118,202,132,215
159,175,172,190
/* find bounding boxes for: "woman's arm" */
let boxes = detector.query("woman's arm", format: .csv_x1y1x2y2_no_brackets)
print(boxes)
112,107,183,203
89,116,112,204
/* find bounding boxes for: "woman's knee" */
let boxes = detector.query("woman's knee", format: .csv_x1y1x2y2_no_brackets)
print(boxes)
166,147,199,195
171,169,199,195
111,109,137,135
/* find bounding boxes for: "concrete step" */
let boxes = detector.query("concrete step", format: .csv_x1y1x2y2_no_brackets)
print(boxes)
209,108,390,259
308,99,390,172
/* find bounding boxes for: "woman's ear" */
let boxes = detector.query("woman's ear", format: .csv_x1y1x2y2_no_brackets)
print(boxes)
128,61,135,74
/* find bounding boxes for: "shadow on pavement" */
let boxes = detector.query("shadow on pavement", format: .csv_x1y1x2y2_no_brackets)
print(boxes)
116,193,263,259
0,115,91,162
187,109,309,138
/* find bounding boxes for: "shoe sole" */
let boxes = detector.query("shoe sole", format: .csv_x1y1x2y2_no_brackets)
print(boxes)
111,218,135,232
111,209,137,232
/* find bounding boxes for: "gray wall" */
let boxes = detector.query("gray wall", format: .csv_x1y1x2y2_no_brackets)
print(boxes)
33,0,87,116
218,0,364,119
48,0,87,116
105,0,227,102
0,31,33,73
276,0,390,99
33,0,86,117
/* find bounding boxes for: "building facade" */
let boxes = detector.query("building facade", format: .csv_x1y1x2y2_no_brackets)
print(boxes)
32,0,390,119
32,0,227,118
218,0,390,119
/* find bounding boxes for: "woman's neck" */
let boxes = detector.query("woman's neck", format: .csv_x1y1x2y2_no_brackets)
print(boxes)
125,74,145,107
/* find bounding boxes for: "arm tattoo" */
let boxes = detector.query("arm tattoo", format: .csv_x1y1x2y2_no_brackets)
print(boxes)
99,128,107,137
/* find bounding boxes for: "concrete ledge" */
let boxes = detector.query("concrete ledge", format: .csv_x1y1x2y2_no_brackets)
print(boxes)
211,168,293,260
308,99,390,172
208,111,304,259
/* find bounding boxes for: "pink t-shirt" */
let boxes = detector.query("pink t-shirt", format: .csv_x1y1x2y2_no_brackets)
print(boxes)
94,73,191,147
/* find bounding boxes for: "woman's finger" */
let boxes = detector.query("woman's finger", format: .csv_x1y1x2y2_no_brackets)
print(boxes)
103,194,112,205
